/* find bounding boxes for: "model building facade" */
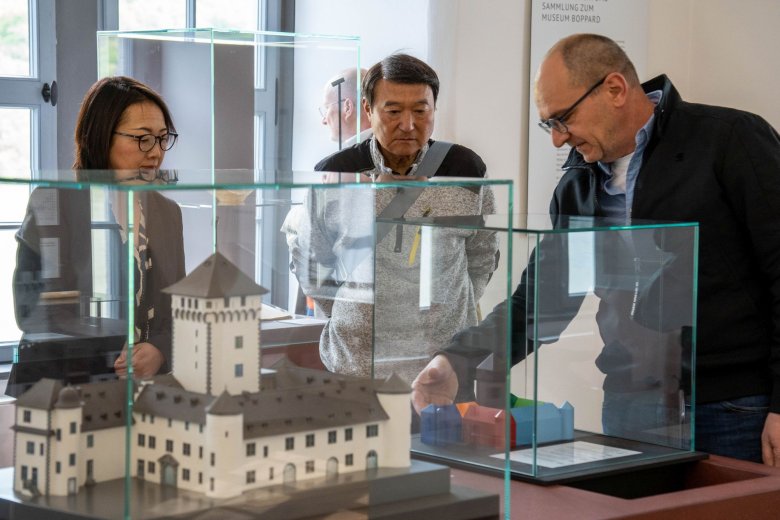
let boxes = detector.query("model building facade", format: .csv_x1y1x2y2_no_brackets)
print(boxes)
13,253,411,498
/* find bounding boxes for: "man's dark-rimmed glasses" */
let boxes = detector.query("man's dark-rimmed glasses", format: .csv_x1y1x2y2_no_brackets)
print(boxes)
538,75,608,134
113,131,178,152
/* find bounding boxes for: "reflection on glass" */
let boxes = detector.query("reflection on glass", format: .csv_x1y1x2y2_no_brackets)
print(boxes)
197,0,259,31
0,230,23,342
118,0,186,31
0,107,31,174
0,0,30,77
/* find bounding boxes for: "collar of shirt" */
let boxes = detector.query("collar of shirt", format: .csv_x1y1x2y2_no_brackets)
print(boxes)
369,135,430,177
597,89,662,217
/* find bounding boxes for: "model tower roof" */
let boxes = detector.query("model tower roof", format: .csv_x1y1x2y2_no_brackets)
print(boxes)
163,251,269,298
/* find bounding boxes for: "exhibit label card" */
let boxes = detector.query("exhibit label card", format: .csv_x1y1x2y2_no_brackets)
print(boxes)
492,441,640,468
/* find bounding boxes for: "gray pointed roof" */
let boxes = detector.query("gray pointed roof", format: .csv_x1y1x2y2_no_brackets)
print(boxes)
16,378,63,410
206,389,243,416
375,372,411,394
163,252,269,298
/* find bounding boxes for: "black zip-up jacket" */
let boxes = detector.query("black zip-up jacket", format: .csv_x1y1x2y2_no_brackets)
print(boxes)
446,75,780,412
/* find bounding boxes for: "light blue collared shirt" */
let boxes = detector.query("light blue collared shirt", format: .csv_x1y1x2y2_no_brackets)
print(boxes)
597,90,662,218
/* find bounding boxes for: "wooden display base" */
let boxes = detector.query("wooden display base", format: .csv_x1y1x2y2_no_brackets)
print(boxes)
449,454,780,519
0,461,499,520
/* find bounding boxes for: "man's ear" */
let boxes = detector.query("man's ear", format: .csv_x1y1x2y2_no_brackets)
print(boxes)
605,72,629,108
343,98,354,118
362,98,372,118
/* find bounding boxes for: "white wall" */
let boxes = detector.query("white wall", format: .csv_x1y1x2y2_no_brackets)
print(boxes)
648,0,780,130
293,0,430,171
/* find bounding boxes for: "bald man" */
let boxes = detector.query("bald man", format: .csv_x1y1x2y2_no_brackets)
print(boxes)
319,67,372,148
413,33,780,466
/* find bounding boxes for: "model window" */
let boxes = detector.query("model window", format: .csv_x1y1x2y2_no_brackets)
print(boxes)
148,461,155,474
150,415,155,424
199,472,203,484
23,410,30,423
269,467,274,480
246,442,256,456
224,297,230,308
345,454,353,466
366,424,379,438
263,446,268,457
39,443,44,455
69,453,76,466
345,427,353,441
25,441,34,455
235,336,243,349
166,439,174,453
285,437,294,450
211,452,215,466
328,430,337,444
138,433,146,447
183,468,190,481
306,460,314,473
246,470,256,483
183,443,191,456
168,418,172,427
185,421,190,431
70,422,77,434
235,363,244,377
56,428,61,441
306,434,314,447
199,446,204,459
87,434,94,448
56,461,61,474
149,436,156,449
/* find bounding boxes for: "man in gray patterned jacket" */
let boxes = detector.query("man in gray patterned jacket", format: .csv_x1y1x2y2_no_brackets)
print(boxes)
284,54,498,384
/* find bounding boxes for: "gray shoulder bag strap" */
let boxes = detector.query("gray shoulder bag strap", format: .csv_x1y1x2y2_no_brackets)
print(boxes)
375,141,453,243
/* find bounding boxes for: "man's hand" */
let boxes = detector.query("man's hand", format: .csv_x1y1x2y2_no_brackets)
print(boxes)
411,354,459,415
761,412,780,466
114,342,165,379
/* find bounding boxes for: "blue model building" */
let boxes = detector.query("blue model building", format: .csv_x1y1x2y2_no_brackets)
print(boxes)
420,404,462,446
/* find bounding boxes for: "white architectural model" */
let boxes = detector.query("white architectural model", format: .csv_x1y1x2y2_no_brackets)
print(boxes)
13,252,411,498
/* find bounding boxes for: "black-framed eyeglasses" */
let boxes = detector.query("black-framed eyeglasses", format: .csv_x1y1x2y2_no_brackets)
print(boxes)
114,131,178,152
318,99,342,118
538,75,608,134
124,169,179,184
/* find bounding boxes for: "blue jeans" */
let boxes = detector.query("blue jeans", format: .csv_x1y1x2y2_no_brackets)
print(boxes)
690,394,769,463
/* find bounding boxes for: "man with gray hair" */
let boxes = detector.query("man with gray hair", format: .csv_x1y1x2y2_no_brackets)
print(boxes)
287,53,498,385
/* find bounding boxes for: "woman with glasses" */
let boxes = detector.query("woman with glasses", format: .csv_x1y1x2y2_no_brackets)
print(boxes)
8,77,185,396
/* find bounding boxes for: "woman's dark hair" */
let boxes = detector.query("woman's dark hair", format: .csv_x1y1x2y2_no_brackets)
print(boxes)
362,53,439,108
73,76,175,176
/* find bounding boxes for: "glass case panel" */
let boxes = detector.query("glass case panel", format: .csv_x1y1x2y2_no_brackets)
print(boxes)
397,214,699,485
96,28,362,176
0,171,509,519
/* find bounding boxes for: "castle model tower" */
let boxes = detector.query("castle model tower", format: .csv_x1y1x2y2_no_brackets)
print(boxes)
164,252,268,395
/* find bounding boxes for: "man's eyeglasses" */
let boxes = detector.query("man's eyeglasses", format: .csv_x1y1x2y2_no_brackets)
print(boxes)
114,131,178,152
124,169,179,184
538,75,608,134
318,99,342,118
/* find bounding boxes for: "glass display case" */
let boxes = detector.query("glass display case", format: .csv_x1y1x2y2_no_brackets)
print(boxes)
0,170,510,519
385,214,701,484
97,28,363,175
